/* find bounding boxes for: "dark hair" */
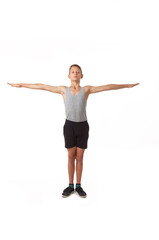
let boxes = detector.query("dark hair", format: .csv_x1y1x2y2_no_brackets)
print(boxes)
69,64,82,75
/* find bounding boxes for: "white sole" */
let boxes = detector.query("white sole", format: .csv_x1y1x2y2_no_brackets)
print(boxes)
75,191,87,198
62,190,75,198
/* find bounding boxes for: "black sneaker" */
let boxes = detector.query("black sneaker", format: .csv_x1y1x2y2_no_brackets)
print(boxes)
75,186,87,198
62,186,74,198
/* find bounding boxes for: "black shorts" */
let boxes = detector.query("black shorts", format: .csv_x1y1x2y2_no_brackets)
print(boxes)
63,119,89,149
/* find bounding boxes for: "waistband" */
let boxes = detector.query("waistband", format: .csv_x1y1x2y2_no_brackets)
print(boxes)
65,119,88,124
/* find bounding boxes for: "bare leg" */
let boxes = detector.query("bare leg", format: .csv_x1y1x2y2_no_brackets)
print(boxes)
76,147,85,184
67,147,77,184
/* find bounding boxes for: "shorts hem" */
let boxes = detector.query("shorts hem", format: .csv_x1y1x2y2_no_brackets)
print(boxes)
65,145,87,149
77,146,87,149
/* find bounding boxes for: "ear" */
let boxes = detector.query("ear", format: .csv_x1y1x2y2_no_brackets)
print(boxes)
81,74,83,79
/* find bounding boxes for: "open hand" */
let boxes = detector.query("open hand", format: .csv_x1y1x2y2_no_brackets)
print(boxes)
127,83,140,88
7,83,22,87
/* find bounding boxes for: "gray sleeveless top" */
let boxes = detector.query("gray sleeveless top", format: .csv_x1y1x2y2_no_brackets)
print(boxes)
64,86,87,122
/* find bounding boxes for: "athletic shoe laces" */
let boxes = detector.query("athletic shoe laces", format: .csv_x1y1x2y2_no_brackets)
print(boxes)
64,186,74,193
76,186,86,195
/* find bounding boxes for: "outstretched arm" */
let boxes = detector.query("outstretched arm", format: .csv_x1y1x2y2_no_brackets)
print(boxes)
106,83,140,90
7,83,44,89
7,83,64,94
87,83,140,94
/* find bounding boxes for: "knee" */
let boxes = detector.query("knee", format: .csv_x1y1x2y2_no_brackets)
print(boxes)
68,153,76,161
76,155,83,162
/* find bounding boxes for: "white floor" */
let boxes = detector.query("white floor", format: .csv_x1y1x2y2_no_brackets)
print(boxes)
0,145,158,240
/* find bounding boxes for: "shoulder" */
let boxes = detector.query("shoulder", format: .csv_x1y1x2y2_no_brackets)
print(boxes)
83,85,93,94
83,85,91,90
57,86,67,94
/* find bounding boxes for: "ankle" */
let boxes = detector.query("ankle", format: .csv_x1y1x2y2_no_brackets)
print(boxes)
69,183,74,189
76,183,81,188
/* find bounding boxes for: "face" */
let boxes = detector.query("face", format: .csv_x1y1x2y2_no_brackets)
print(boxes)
68,66,83,81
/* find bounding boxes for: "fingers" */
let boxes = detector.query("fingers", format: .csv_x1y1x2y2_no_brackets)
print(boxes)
7,83,14,86
7,83,13,86
128,83,140,88
7,83,17,87
131,83,140,87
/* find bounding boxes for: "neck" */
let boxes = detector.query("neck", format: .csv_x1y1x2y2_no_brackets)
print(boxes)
70,80,80,89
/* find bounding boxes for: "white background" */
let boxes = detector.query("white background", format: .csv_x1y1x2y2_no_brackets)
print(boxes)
0,0,159,239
